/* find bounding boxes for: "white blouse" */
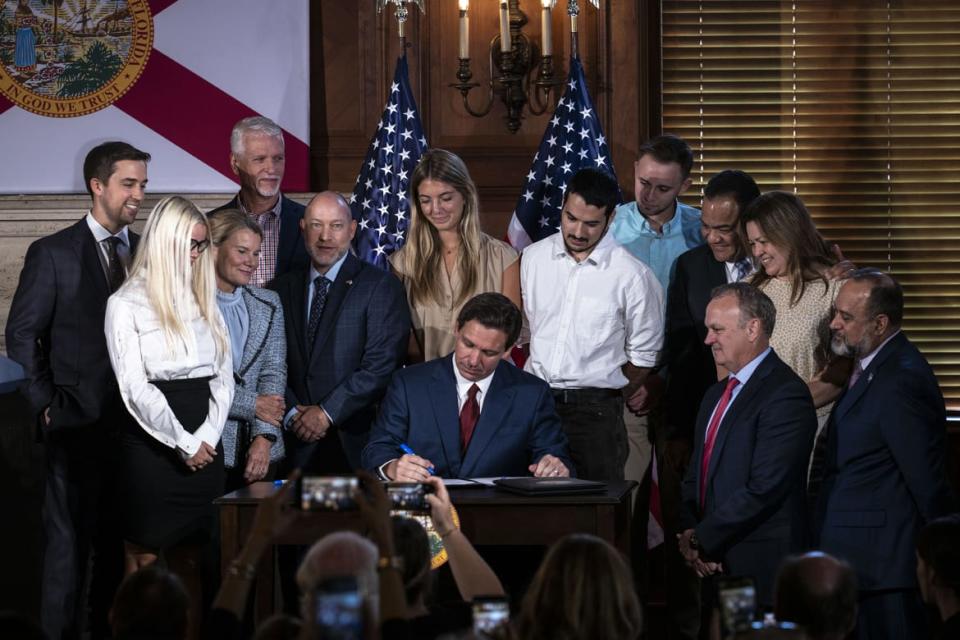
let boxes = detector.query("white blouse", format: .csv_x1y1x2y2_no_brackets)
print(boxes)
105,277,234,457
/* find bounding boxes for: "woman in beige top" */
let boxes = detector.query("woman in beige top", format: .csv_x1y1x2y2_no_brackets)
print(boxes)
390,149,521,362
743,191,850,423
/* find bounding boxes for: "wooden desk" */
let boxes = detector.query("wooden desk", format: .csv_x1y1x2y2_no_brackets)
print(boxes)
215,480,636,621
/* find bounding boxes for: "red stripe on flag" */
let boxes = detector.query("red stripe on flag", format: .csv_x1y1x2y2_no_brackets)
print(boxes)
114,50,310,190
148,0,182,16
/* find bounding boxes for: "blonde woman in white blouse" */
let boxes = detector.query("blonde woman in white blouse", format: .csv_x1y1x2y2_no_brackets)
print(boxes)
105,195,234,574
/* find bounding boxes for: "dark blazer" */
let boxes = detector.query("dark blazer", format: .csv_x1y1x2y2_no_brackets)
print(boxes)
663,244,728,441
815,332,953,591
680,349,817,605
5,218,138,431
210,194,309,280
362,357,573,478
269,253,409,471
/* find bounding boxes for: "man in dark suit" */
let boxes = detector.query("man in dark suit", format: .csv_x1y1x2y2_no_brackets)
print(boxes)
210,116,309,285
6,141,150,639
655,170,759,640
270,191,409,472
812,270,953,639
363,292,572,480
678,283,817,611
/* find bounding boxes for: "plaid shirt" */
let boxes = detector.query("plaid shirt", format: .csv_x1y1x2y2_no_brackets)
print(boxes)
237,193,282,287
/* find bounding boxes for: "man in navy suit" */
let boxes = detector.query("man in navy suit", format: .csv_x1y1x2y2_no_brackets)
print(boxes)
812,270,953,639
270,191,408,473
363,292,572,480
211,116,309,286
679,283,817,610
6,141,149,638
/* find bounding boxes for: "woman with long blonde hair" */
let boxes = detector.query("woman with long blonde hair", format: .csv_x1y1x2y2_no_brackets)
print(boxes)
390,149,521,362
105,196,234,573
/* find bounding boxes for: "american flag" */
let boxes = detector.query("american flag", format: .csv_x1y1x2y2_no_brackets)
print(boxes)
349,55,428,269
506,56,619,250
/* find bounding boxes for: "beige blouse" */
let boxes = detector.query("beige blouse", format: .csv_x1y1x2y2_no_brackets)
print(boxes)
390,234,518,361
759,276,843,419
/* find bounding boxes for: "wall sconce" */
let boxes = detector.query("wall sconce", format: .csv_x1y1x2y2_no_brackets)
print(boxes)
451,0,567,134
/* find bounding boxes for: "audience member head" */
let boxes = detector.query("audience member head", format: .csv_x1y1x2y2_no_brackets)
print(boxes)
829,268,903,359
82,141,150,232
453,292,521,382
391,516,433,613
774,552,857,640
514,534,642,640
633,134,694,219
705,283,776,373
406,148,483,308
742,191,834,303
916,513,960,620
253,613,303,640
702,169,761,263
129,196,226,356
209,208,264,292
301,191,356,276
561,168,620,262
230,116,286,204
296,531,380,632
109,566,189,640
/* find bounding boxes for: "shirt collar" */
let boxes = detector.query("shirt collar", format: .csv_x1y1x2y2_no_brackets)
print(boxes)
309,250,349,285
237,192,282,218
729,346,772,384
550,227,617,267
85,211,130,246
857,329,901,372
451,353,497,397
623,200,680,235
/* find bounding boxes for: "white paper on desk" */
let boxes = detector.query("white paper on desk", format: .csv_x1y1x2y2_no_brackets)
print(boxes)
442,477,525,487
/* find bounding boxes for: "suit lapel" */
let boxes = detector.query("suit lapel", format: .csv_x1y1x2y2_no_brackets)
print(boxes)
310,254,362,359
239,288,271,373
72,220,110,302
276,196,301,274
285,270,309,364
428,359,463,477
832,332,904,420
705,251,728,287
461,363,514,477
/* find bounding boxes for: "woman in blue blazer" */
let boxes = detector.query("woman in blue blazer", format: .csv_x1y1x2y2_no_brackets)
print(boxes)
209,209,287,489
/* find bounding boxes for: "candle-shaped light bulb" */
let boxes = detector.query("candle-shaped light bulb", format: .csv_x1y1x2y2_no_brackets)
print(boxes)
541,1,552,56
499,0,512,53
458,1,470,58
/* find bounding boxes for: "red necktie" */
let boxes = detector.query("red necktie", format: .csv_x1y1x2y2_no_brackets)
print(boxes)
460,384,480,454
700,376,740,507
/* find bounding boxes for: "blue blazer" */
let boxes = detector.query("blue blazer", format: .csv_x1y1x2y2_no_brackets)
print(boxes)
362,357,573,478
210,194,309,281
814,332,953,591
270,253,409,472
680,349,817,605
221,287,286,469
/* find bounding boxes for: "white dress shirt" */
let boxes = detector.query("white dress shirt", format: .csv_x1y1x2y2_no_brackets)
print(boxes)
85,211,132,279
521,231,664,389
452,354,495,413
105,277,234,457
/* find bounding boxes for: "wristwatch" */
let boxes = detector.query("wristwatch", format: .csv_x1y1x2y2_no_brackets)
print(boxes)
377,555,404,572
255,433,278,444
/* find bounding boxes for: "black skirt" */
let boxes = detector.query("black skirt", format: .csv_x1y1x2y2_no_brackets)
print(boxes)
119,377,225,550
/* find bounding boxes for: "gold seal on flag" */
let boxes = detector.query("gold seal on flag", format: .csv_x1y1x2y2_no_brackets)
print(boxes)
0,0,153,118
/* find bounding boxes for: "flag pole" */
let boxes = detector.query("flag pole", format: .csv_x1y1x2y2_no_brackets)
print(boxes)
567,0,599,61
377,0,425,56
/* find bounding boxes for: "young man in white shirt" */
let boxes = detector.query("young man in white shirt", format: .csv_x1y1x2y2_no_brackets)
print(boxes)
521,168,664,481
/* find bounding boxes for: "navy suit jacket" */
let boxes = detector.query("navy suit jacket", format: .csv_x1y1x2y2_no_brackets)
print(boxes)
680,349,817,605
6,218,138,432
211,194,309,281
362,357,573,478
270,253,409,471
663,244,728,441
815,331,953,591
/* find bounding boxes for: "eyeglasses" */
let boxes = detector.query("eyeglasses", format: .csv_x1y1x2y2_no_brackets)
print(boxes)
190,239,210,253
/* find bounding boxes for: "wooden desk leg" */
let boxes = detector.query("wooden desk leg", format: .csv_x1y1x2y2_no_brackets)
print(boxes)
219,503,241,578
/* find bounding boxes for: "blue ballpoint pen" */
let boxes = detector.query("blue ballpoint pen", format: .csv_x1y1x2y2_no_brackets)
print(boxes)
399,442,435,475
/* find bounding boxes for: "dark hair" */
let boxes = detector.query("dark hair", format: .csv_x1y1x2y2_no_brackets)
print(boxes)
847,268,904,328
83,141,151,197
563,168,621,216
638,134,694,179
514,534,642,640
774,553,858,640
253,613,303,640
917,513,960,598
456,292,522,349
110,566,188,640
710,282,777,336
704,169,761,214
391,516,433,607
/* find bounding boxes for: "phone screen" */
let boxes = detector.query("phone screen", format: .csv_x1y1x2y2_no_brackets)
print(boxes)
299,476,359,511
717,576,757,638
473,596,509,637
385,482,432,512
314,577,363,640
